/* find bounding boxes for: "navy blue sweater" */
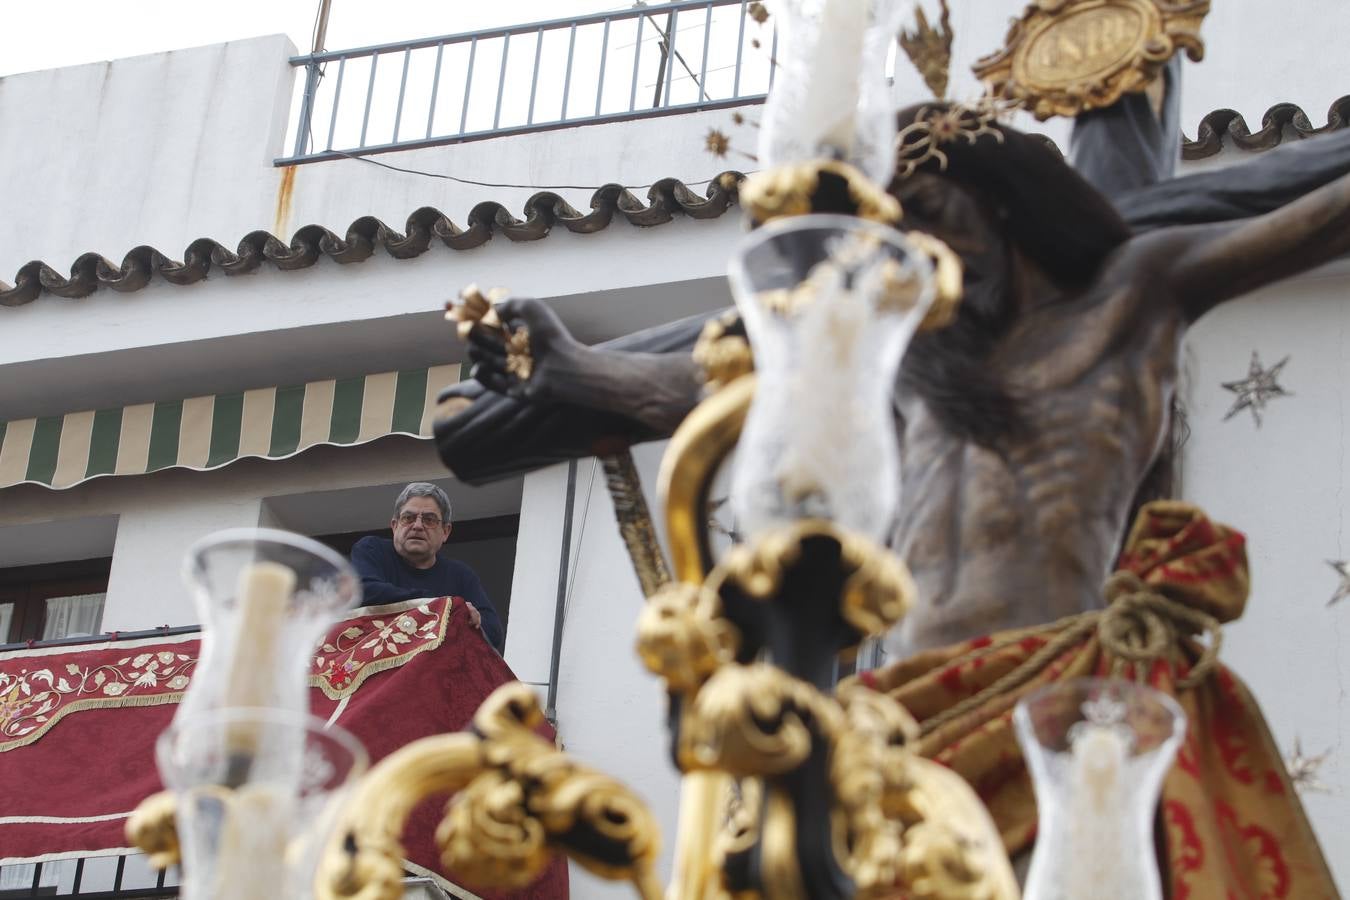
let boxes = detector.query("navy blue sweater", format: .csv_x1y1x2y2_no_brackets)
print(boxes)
350,536,504,652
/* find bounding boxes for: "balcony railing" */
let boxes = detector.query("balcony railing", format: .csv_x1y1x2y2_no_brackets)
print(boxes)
0,858,450,899
0,856,175,898
276,0,774,165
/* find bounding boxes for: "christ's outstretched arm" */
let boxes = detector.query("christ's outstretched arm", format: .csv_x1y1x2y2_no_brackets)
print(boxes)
1164,167,1350,321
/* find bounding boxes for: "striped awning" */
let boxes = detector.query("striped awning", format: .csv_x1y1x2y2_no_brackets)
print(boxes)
0,364,465,490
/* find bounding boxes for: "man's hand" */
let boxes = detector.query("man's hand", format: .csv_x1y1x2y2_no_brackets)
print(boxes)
463,298,590,403
464,601,483,631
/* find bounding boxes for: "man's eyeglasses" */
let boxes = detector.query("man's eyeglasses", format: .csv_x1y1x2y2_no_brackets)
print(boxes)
397,512,444,527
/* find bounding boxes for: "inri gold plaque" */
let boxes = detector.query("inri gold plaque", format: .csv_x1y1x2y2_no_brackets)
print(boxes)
973,0,1210,120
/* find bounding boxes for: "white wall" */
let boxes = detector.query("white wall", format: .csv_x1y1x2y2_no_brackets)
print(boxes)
1180,265,1350,887
505,443,681,898
0,35,295,281
105,494,269,629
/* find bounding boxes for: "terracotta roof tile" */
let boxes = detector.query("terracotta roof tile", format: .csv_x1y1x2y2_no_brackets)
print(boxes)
1183,95,1350,159
0,172,745,307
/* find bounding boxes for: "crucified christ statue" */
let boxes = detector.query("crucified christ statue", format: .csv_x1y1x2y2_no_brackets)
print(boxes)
436,94,1350,656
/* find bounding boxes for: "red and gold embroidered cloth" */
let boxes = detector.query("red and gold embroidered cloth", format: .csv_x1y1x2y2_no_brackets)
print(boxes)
0,596,568,899
860,501,1337,899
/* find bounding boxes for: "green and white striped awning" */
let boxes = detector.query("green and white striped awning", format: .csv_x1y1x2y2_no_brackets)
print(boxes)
0,364,466,490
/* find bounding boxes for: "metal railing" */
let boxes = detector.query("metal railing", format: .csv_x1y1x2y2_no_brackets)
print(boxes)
0,856,175,898
0,858,451,899
276,0,775,165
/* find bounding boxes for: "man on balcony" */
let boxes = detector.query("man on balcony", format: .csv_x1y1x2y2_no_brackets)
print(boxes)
350,482,504,652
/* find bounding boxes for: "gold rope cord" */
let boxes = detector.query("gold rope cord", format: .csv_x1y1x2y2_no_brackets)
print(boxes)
915,571,1224,741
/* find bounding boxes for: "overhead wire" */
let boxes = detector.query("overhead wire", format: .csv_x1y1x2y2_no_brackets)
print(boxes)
328,147,745,193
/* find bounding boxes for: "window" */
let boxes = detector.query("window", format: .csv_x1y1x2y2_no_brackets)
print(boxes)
0,558,111,644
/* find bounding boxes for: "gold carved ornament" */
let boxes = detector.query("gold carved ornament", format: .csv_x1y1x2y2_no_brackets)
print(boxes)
740,159,902,228
714,521,915,637
692,310,754,392
125,790,181,870
898,0,955,101
972,0,1210,120
445,283,534,381
313,682,663,900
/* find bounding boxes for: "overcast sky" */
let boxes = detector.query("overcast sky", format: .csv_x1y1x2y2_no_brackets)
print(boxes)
1,0,635,78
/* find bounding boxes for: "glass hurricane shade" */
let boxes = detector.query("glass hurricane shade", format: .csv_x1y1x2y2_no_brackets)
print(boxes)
157,707,367,900
756,0,913,186
175,528,360,725
727,214,935,542
1014,678,1187,900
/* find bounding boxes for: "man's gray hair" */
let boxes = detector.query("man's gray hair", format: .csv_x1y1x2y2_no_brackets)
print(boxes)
394,482,452,522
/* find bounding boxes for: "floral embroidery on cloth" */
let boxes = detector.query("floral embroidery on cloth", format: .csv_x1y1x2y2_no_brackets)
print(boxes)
311,597,453,699
0,596,456,751
0,649,196,748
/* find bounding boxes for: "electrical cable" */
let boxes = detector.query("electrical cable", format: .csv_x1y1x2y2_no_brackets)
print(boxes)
327,148,743,192
558,458,599,646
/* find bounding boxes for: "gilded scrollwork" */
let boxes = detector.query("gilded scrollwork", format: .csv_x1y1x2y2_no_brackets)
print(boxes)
833,681,1020,900
124,789,181,870
717,528,797,600
837,530,918,637
681,663,840,777
636,581,741,693
316,682,663,900
693,310,754,391
436,769,550,888
895,759,1022,900
674,661,1017,898
740,165,815,224
715,521,916,637
831,683,914,897
715,775,764,861
740,160,902,227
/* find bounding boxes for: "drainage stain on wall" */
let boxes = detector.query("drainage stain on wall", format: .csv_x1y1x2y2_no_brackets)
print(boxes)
274,165,297,237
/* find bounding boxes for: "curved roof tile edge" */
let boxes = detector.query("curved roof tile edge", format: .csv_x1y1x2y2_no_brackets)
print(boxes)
0,172,746,308
6,93,1349,308
1182,95,1350,159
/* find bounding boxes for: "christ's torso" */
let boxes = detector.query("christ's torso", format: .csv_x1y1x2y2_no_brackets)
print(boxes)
889,261,1186,654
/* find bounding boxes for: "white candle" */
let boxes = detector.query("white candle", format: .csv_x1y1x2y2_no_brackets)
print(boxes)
816,0,868,156
1063,724,1135,898
224,562,296,752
